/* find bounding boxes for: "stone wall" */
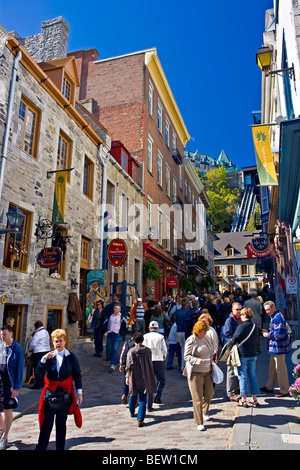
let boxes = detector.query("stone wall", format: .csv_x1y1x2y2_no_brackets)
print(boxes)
12,17,69,63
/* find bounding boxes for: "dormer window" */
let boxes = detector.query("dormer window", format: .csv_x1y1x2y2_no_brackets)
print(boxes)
62,75,72,101
38,57,79,107
226,247,234,257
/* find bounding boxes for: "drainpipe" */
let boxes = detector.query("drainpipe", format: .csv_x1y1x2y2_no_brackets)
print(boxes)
98,144,110,270
0,50,22,204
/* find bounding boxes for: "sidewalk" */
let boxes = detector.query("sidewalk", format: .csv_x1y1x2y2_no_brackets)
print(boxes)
229,337,300,450
14,335,300,451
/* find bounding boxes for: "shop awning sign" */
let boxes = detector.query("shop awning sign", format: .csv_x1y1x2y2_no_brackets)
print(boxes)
166,277,178,288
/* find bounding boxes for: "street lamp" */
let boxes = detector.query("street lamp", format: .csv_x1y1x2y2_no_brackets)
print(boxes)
0,206,25,235
256,45,295,80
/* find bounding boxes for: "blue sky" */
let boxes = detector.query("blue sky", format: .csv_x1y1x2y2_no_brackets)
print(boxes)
0,0,273,169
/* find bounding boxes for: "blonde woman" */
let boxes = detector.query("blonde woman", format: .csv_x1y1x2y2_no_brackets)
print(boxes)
36,329,82,450
198,313,219,363
183,319,214,431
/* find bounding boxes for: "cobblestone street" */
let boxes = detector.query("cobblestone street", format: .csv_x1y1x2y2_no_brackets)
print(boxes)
8,354,236,451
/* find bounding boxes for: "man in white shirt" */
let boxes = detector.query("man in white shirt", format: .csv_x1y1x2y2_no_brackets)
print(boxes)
143,321,167,408
29,321,50,389
104,304,127,372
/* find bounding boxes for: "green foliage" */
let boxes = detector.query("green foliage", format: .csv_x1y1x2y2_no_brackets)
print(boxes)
246,203,260,231
143,259,162,280
202,167,241,233
179,276,196,292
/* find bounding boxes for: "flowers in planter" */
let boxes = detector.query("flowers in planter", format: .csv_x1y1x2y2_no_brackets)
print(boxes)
289,364,300,403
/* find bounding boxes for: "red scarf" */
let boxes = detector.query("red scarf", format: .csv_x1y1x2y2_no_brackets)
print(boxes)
38,375,82,429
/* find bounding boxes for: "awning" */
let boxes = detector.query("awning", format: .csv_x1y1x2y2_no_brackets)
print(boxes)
278,118,300,233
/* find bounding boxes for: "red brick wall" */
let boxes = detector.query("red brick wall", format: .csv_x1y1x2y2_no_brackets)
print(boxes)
71,50,146,162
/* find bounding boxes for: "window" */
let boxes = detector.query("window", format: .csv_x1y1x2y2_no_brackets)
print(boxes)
147,200,152,229
149,83,153,116
83,155,94,200
121,151,127,171
158,210,163,245
166,166,171,197
166,219,170,251
261,186,269,214
185,179,188,197
16,96,40,158
255,282,263,291
173,226,178,255
157,152,163,186
179,165,182,189
172,131,176,153
148,136,153,173
121,194,129,228
62,75,72,101
3,204,31,272
172,176,177,203
158,102,162,133
188,186,191,202
46,306,63,335
215,265,221,277
241,282,249,293
226,265,234,277
57,131,72,182
165,118,170,147
81,236,90,269
226,247,234,257
240,264,248,276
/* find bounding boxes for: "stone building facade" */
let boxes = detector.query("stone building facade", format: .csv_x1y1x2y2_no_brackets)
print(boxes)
0,28,144,346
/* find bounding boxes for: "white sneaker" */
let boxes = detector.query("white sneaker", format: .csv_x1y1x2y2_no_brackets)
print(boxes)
203,414,210,421
0,437,8,450
197,424,205,431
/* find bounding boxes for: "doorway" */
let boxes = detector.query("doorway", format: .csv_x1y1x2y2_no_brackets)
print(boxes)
3,304,24,343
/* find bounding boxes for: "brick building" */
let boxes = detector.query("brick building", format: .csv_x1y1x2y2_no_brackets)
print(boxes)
70,46,210,299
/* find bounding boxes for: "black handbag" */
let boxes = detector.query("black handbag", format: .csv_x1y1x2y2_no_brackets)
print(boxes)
44,389,70,410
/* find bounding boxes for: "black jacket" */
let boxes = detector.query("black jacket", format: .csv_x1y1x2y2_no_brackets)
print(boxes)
231,320,258,357
36,351,82,390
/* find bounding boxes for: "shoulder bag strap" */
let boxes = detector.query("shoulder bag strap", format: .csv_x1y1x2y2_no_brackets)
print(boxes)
238,323,255,348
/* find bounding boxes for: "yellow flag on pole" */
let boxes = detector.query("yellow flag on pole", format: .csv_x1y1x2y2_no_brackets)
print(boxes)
51,170,67,224
251,125,278,186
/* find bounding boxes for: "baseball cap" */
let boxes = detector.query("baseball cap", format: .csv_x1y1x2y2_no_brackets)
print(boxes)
149,321,159,328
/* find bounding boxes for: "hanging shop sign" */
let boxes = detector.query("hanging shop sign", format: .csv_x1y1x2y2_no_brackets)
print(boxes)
246,236,275,259
107,238,127,266
166,277,178,288
37,247,62,268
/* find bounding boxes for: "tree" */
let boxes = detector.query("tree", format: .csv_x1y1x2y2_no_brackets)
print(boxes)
202,167,241,233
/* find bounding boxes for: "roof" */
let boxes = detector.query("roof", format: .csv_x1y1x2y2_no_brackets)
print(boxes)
214,231,261,257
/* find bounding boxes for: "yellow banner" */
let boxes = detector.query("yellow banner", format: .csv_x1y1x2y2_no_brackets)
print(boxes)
252,125,278,186
52,170,67,224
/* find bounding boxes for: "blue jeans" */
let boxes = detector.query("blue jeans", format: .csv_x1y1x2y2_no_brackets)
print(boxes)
237,356,260,396
129,392,147,422
106,333,123,367
166,343,181,368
